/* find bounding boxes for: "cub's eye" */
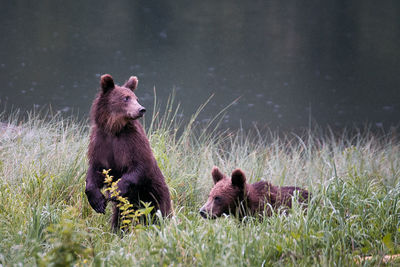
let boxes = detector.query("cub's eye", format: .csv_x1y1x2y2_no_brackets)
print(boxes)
214,196,222,203
123,96,130,102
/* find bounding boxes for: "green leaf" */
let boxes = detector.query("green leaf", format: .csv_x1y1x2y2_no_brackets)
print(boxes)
382,233,394,252
291,232,301,240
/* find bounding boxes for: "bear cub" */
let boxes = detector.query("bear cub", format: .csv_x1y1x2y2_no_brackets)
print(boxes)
200,167,309,219
85,74,171,229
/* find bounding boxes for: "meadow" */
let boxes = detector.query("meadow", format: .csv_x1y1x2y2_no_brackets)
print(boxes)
0,99,399,266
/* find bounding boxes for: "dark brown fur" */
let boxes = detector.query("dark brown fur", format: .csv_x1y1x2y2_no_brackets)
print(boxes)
199,167,309,219
85,74,171,229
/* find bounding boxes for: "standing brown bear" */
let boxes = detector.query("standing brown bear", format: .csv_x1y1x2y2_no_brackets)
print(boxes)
85,74,171,229
200,167,309,219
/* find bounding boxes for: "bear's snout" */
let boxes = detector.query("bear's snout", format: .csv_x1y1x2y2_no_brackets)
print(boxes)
134,106,146,118
126,105,146,120
199,208,208,218
139,107,146,115
199,203,218,219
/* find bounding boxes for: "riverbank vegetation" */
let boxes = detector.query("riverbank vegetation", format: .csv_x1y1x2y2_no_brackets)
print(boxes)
0,101,399,266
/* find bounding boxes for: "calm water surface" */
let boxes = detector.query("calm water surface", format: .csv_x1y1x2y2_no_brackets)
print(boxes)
1,1,400,130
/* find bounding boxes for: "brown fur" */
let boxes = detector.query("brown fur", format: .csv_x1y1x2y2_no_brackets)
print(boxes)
200,167,309,219
85,74,171,229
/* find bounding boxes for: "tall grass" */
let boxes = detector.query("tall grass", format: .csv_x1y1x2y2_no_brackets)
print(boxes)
0,99,399,266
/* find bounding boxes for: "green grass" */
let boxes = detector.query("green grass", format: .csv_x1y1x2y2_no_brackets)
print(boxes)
0,101,399,266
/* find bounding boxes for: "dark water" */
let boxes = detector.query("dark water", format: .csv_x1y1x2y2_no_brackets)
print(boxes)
1,1,400,130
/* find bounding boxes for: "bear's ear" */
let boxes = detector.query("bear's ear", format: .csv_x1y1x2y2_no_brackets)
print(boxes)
231,169,246,189
123,76,139,91
211,166,224,184
101,74,115,93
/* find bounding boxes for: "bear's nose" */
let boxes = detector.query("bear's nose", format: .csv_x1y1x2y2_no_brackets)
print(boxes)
199,209,208,218
139,108,146,115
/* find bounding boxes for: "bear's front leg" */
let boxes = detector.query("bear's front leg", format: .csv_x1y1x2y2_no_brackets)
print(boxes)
115,171,140,198
85,166,107,214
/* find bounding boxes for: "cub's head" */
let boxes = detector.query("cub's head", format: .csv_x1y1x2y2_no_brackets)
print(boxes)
91,74,146,133
199,167,247,219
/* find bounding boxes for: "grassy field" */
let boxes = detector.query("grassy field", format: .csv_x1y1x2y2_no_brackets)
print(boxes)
0,101,399,266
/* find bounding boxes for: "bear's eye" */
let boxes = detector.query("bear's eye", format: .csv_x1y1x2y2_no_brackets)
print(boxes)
123,96,131,102
214,196,222,203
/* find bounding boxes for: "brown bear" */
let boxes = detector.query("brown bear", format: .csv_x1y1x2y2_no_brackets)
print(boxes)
199,167,309,219
85,74,171,229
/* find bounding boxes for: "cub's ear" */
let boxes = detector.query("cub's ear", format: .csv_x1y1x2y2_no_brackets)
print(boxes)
231,169,246,189
101,74,115,93
123,76,139,91
211,166,224,184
